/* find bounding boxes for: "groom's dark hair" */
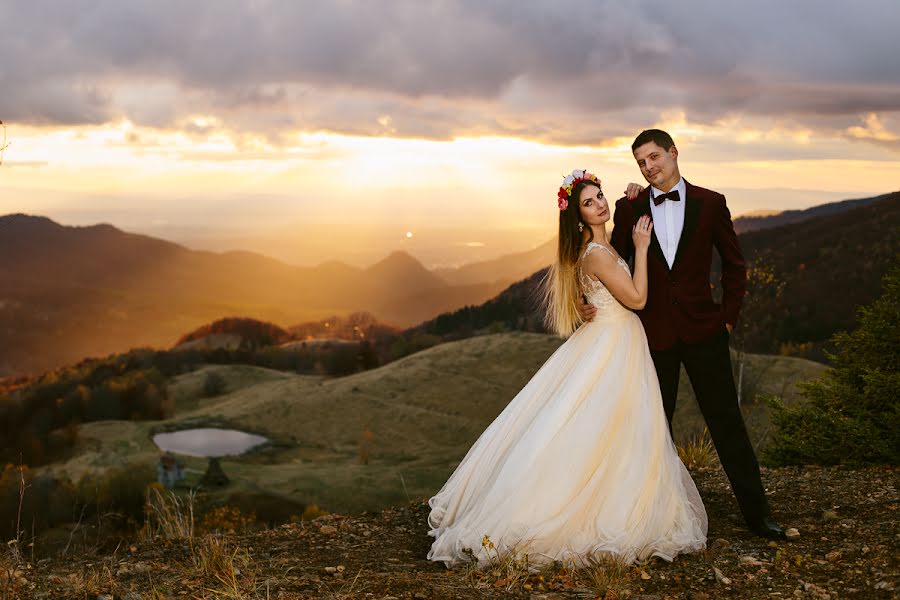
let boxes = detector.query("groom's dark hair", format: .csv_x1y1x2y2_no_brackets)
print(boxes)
632,129,676,151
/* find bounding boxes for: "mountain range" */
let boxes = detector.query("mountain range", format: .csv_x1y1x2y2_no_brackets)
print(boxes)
1,190,896,375
408,191,900,360
0,216,502,375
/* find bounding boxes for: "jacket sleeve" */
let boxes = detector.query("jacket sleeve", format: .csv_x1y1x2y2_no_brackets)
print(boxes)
610,198,635,262
712,194,747,327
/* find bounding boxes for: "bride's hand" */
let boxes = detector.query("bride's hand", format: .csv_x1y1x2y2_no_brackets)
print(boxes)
632,215,653,251
624,183,645,200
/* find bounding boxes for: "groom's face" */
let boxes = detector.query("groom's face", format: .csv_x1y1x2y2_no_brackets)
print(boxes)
633,141,679,191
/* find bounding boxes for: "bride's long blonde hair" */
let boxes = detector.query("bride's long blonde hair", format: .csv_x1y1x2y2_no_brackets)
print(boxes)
542,179,597,337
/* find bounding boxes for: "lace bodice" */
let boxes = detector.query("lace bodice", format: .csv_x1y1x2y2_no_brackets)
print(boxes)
579,242,632,317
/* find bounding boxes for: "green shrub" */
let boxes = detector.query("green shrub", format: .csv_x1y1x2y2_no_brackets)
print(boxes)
202,371,227,397
763,260,900,466
74,464,157,530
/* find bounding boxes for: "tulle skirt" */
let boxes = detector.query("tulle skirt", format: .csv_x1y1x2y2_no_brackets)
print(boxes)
426,313,707,568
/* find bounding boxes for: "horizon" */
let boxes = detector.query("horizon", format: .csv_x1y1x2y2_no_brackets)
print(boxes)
0,186,892,270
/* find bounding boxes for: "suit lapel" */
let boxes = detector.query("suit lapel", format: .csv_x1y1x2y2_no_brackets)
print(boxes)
671,180,702,272
634,191,669,269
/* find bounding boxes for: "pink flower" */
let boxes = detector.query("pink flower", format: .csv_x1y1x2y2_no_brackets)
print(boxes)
557,188,569,210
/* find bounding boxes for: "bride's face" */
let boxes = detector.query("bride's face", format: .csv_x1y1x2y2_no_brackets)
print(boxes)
578,184,609,227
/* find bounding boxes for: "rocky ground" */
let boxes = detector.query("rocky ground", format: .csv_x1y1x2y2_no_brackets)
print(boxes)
3,465,898,599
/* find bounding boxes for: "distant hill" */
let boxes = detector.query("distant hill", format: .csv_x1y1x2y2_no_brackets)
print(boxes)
427,192,892,288
723,191,900,356
407,192,900,360
34,332,825,515
434,238,555,287
175,317,291,349
732,192,895,233
0,215,507,376
3,191,894,376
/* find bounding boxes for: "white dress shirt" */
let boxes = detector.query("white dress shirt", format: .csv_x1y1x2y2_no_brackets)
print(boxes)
649,177,687,268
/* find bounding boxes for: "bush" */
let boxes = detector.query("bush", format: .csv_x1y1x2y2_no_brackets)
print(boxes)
198,504,256,534
763,261,900,466
74,464,157,530
202,371,227,397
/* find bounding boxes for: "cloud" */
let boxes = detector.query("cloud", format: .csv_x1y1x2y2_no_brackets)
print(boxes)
1,0,899,146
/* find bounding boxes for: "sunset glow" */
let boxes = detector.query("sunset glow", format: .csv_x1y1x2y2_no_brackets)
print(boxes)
1,0,898,263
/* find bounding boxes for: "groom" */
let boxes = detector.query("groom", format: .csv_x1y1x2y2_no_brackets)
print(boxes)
580,129,786,539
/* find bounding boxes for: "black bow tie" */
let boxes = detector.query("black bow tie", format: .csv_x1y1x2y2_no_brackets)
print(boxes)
652,189,680,206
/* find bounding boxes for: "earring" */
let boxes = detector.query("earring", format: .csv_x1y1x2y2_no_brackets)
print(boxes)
578,222,584,232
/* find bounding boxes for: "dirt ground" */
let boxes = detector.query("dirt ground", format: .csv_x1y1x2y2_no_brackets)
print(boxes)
6,465,898,599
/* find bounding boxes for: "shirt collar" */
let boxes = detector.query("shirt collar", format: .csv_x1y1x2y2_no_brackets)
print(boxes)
650,177,686,202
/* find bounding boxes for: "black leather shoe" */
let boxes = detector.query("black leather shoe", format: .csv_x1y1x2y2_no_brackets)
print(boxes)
749,516,787,539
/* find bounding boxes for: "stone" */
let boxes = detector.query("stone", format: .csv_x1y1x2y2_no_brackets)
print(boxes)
740,555,764,566
319,525,338,536
710,538,731,550
713,567,731,585
785,527,800,539
132,561,151,573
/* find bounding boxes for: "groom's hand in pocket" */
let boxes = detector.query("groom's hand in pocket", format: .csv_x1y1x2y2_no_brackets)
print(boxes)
579,295,597,322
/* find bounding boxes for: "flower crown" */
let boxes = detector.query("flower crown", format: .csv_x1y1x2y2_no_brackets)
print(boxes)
557,169,600,210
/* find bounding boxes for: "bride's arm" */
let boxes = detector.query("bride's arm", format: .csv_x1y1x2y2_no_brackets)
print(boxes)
585,217,652,310
585,251,646,310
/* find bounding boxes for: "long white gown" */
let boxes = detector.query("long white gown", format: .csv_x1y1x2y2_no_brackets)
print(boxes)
426,242,707,568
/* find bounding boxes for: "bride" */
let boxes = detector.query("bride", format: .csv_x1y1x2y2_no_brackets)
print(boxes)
426,170,708,568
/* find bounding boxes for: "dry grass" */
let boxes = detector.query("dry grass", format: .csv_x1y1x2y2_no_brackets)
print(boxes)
193,535,261,598
141,483,196,541
574,553,633,598
460,535,639,598
17,464,900,598
461,534,533,592
677,428,716,470
1,465,28,600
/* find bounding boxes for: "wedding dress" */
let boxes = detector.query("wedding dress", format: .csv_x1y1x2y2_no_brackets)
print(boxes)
427,242,707,568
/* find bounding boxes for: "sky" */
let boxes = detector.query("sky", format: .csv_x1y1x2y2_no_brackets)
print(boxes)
1,0,899,264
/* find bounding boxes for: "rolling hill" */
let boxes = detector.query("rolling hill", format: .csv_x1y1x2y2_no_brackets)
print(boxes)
32,332,825,515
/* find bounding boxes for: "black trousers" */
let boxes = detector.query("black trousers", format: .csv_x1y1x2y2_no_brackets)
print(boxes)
650,327,771,526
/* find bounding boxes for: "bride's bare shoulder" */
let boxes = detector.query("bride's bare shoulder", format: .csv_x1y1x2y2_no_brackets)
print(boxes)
582,243,619,271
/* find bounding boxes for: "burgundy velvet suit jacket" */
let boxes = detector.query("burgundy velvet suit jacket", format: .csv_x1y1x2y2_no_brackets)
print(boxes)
609,180,746,351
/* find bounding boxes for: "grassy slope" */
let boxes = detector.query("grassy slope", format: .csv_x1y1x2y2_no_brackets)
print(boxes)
35,333,826,515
